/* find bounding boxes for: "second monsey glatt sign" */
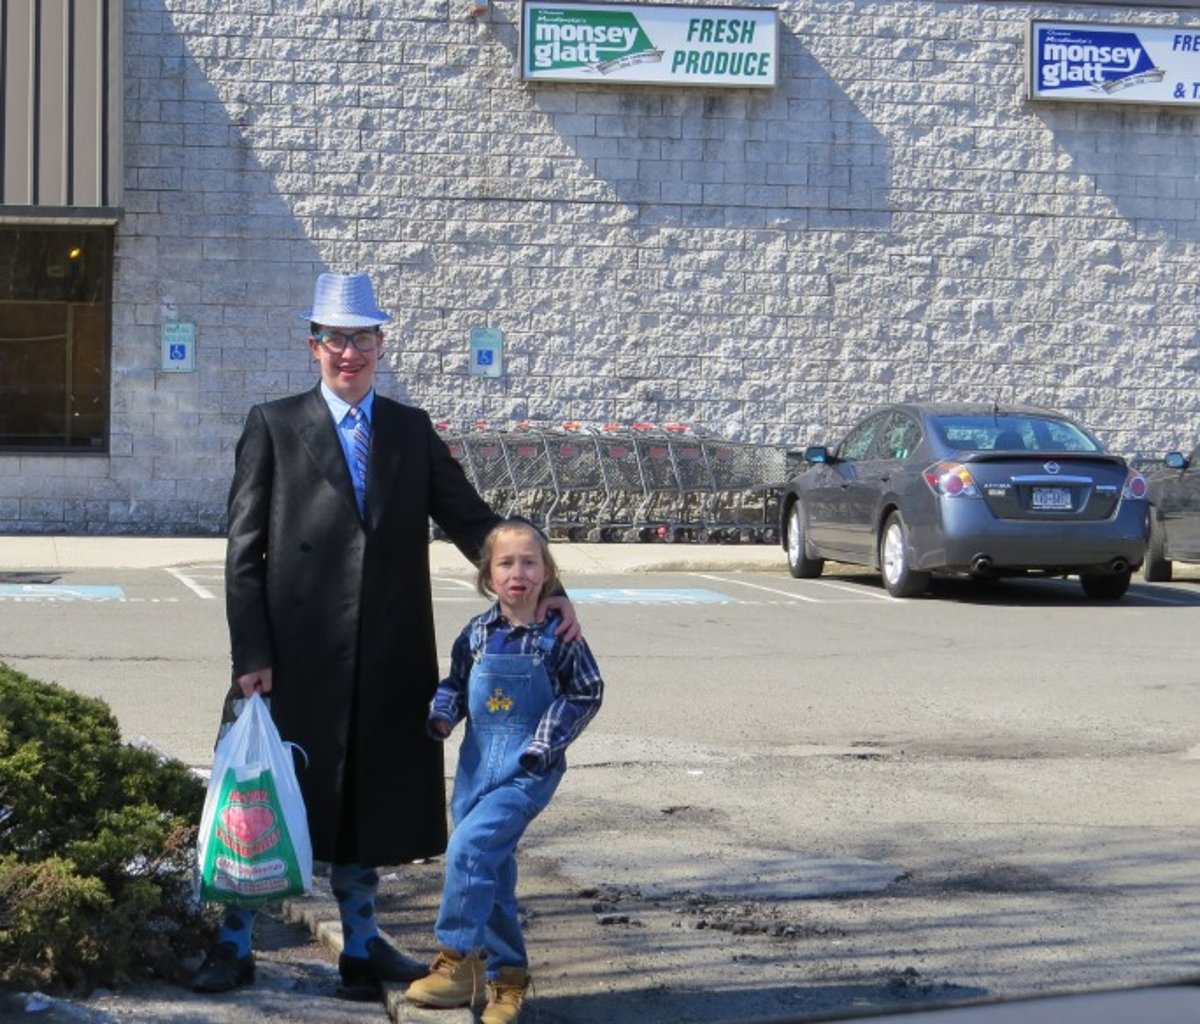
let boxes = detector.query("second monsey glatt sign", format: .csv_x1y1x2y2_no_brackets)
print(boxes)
1028,19,1200,106
519,0,778,88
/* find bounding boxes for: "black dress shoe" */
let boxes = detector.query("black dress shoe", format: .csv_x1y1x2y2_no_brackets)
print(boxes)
192,941,255,993
337,936,428,1000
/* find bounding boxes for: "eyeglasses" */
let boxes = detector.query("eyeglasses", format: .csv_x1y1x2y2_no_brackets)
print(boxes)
315,329,380,354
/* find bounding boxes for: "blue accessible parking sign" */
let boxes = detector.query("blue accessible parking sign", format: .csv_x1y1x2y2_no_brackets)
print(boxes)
161,322,196,372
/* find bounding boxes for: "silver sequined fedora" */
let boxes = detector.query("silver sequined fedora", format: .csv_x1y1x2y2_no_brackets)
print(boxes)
301,272,391,328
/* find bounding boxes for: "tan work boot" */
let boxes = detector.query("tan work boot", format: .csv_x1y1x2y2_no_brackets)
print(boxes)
481,967,530,1024
403,948,484,1008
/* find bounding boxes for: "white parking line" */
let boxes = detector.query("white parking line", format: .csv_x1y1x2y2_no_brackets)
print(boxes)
165,567,217,600
807,578,895,601
0,595,179,603
691,574,822,603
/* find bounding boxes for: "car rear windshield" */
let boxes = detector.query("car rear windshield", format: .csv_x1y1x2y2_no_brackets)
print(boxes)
930,416,1101,453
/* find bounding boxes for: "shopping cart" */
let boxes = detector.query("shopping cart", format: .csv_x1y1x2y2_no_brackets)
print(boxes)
463,427,519,517
593,425,650,541
628,425,681,541
661,425,717,542
433,419,787,544
543,424,608,541
705,439,788,543
500,426,555,526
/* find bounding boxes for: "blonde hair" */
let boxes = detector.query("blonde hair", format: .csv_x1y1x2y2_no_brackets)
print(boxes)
476,519,560,601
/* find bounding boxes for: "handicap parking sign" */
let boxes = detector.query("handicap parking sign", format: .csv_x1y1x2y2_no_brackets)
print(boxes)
469,327,503,378
161,322,195,372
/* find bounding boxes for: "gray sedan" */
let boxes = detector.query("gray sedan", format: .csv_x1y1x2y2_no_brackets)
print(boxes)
779,403,1149,599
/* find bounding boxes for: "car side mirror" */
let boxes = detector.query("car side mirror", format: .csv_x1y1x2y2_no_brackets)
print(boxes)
1164,451,1187,471
804,445,830,465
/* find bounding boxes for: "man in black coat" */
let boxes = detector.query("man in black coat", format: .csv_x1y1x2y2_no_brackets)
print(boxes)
194,272,576,1000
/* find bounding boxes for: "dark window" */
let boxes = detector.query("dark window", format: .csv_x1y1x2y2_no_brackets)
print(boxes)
873,413,921,461
0,225,111,451
837,413,888,462
931,415,1100,454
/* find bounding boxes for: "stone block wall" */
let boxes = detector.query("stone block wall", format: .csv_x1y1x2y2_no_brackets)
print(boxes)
2,0,1198,533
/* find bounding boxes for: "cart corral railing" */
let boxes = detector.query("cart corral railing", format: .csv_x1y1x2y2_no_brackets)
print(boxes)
433,421,798,544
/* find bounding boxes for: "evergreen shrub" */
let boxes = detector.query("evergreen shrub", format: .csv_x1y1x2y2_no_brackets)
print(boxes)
0,663,211,993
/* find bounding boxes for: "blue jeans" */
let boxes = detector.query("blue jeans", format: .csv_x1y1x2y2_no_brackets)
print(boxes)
435,650,563,973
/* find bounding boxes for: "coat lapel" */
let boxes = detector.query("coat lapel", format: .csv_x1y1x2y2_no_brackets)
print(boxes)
296,387,360,520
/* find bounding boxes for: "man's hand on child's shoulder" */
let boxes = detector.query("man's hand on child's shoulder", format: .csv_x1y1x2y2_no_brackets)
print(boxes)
538,596,581,642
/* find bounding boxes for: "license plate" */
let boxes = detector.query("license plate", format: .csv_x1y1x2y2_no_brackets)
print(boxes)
1032,486,1072,510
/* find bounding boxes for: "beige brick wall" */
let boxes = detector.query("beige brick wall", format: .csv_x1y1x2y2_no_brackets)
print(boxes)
2,0,1198,532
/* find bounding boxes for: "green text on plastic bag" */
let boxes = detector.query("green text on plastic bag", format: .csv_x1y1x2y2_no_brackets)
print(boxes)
199,764,305,904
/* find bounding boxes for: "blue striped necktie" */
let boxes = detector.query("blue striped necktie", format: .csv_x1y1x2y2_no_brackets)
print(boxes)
349,405,370,517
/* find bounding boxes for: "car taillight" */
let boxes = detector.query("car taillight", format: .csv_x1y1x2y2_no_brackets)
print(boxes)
1122,469,1148,500
924,461,979,498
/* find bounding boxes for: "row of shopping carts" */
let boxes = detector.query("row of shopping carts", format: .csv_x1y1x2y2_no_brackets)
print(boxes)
434,421,791,543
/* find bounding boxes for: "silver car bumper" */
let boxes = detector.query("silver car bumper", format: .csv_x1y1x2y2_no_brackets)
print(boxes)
912,499,1149,573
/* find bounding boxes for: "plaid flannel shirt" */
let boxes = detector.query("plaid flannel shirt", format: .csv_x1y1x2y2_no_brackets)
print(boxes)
429,604,604,774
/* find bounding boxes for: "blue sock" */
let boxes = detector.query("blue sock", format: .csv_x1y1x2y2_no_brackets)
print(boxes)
217,905,256,957
331,862,379,958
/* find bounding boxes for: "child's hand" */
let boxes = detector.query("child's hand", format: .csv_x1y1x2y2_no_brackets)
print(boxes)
519,744,554,775
429,718,452,738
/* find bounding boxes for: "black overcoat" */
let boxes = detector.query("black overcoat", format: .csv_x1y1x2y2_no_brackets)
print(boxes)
224,387,498,865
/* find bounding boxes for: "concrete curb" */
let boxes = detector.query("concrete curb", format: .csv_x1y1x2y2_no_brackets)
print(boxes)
0,536,785,573
280,880,473,1024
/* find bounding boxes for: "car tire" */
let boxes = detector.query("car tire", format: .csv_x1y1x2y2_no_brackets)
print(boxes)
1142,513,1172,582
786,501,824,579
879,511,930,598
1079,569,1132,601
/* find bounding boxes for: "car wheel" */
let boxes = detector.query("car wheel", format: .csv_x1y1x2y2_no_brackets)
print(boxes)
1079,569,1132,600
786,501,824,579
879,511,931,598
1142,513,1172,582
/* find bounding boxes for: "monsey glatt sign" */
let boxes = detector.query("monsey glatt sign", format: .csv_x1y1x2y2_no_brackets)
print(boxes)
1029,20,1200,106
520,0,778,88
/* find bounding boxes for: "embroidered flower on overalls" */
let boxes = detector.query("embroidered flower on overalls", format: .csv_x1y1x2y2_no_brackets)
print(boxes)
486,687,514,713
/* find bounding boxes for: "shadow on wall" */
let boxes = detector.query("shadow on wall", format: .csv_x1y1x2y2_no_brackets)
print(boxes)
486,16,892,233
1024,99,1200,440
116,1,421,532
1033,102,1200,246
131,0,332,396
146,0,468,424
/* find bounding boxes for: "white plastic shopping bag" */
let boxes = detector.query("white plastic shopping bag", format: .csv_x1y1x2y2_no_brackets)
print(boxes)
196,692,312,903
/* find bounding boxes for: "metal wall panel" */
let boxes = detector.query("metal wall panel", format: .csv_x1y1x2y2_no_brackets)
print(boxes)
0,0,122,209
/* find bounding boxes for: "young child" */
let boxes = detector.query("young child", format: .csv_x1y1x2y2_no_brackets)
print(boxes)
405,519,603,1023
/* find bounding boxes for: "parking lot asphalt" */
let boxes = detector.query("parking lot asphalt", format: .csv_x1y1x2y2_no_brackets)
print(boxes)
3,535,1198,1024
0,535,780,1024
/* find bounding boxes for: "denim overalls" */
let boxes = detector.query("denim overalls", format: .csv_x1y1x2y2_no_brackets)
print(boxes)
434,619,565,971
